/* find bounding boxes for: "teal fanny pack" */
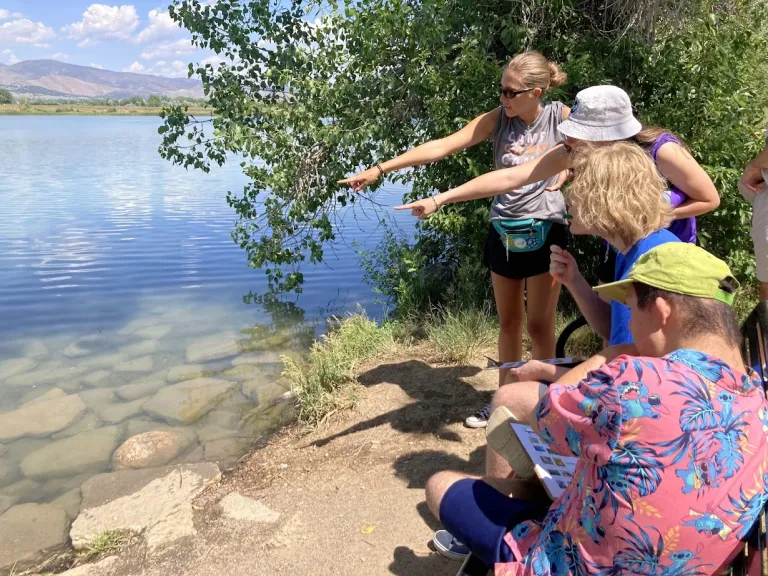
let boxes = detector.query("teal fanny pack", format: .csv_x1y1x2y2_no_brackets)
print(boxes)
492,218,552,255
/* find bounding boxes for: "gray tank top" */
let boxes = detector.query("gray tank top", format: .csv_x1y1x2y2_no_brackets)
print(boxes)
490,101,566,223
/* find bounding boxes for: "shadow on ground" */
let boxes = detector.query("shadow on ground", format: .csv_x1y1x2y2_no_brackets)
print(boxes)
312,360,488,447
389,545,461,576
392,447,485,489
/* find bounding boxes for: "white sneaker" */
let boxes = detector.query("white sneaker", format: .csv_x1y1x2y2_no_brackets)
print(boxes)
464,403,491,428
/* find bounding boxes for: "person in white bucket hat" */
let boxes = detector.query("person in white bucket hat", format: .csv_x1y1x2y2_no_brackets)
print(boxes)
557,85,642,141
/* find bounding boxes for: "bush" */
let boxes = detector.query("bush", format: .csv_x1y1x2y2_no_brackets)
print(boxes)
0,88,12,104
282,312,399,424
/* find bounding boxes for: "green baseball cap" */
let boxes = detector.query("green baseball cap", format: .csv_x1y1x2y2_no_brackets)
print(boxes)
593,243,738,305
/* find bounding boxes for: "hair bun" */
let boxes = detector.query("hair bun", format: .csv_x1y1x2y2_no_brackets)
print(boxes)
548,62,567,88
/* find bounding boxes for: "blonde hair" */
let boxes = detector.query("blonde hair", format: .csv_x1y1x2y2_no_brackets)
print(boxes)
568,141,673,247
506,51,567,92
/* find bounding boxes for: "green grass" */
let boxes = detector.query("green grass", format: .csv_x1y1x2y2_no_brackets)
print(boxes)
76,531,126,563
426,307,498,364
283,311,399,425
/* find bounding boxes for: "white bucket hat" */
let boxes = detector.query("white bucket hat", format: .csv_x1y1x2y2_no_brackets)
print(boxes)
558,85,642,142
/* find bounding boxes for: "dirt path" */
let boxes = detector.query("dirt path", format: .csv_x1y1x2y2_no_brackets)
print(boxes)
110,346,497,576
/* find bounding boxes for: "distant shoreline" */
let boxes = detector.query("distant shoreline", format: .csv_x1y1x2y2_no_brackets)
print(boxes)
0,104,212,116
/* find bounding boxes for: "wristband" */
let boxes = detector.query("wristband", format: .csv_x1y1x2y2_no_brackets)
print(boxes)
375,164,385,178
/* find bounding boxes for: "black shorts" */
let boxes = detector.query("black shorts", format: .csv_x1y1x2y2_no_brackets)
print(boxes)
483,221,569,280
597,242,617,284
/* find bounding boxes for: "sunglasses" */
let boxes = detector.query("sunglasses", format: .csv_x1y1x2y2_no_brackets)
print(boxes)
500,87,534,99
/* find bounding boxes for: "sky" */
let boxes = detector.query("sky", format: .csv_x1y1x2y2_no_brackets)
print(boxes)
0,2,223,77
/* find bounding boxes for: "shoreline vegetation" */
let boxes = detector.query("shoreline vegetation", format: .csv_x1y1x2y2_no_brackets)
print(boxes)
0,104,212,116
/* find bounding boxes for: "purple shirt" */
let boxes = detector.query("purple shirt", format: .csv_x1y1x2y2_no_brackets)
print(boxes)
651,133,697,244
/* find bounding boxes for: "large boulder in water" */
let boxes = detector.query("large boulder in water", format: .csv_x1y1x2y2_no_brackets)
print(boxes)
112,430,197,470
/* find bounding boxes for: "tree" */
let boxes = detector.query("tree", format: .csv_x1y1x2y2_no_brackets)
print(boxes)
146,94,163,107
0,88,13,104
160,0,768,293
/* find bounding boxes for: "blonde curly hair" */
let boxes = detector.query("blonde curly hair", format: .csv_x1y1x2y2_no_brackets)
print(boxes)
567,141,673,247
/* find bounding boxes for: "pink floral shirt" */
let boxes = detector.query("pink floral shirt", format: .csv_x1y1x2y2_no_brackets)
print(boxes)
496,350,768,576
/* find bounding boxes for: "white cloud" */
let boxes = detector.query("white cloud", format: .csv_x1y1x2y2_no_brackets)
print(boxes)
0,17,56,46
90,62,104,69
63,4,139,46
1,48,19,64
0,9,8,20
140,37,194,60
200,55,224,68
123,60,145,73
146,59,188,78
50,52,71,61
135,8,180,43
32,43,50,49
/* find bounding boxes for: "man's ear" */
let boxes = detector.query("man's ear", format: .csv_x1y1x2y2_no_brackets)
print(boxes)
654,296,673,327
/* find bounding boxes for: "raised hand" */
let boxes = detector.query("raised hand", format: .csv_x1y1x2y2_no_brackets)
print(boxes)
337,167,381,192
549,244,579,286
393,197,438,219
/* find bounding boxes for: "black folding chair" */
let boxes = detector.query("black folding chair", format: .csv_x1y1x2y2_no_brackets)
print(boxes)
454,303,768,576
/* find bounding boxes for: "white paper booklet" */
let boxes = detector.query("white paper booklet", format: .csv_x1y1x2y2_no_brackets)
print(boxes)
511,423,578,501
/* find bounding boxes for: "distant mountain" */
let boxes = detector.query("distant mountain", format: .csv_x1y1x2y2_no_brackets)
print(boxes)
0,60,203,100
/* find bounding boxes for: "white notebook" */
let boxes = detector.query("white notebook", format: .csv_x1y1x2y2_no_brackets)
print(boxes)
511,423,578,501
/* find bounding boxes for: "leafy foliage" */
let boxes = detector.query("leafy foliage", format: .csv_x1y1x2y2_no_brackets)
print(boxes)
160,0,768,299
0,88,13,104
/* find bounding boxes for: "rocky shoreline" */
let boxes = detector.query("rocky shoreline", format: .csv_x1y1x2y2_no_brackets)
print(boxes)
0,323,301,574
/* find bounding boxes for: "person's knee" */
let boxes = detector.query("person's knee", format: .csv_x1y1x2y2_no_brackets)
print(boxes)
526,317,553,343
425,471,461,520
491,382,528,412
498,310,524,334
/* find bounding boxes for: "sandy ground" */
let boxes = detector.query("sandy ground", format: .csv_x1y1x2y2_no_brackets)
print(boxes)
103,345,497,576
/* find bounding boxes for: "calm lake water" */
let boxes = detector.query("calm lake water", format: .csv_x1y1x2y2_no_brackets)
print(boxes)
0,116,413,510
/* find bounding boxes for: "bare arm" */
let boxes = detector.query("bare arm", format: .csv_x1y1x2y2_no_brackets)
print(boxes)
655,143,720,219
395,144,570,217
338,110,497,192
549,245,612,340
742,145,768,191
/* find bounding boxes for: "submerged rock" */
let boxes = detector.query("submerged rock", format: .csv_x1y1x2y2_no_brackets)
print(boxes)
51,413,104,440
112,429,197,470
186,332,240,363
142,378,237,425
0,358,36,381
116,373,166,401
81,370,111,388
22,340,49,358
133,324,173,340
63,342,90,359
115,355,154,373
0,393,87,442
0,503,70,570
203,437,252,466
119,340,159,358
167,363,209,383
20,427,123,480
6,364,86,388
95,398,147,425
51,488,82,520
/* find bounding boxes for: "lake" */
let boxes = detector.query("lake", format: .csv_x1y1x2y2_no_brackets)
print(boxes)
0,116,413,510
